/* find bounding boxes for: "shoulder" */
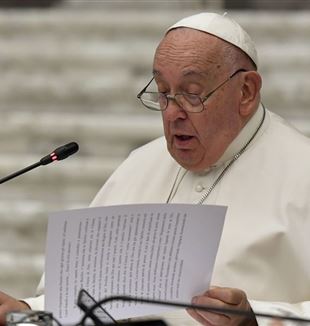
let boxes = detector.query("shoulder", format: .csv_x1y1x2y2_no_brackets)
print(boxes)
111,136,171,178
265,110,310,155
90,137,177,206
128,136,168,160
259,110,310,190
121,136,176,177
268,110,310,141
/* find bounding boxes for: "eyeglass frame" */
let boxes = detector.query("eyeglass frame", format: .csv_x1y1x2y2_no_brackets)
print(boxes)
137,68,247,113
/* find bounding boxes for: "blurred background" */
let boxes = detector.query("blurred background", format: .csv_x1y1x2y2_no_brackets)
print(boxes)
0,0,309,299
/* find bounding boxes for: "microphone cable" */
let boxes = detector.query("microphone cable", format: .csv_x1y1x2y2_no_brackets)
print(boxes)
78,294,310,326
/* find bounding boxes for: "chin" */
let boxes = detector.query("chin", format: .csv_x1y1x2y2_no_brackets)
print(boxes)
167,145,206,171
173,155,201,172
172,154,209,172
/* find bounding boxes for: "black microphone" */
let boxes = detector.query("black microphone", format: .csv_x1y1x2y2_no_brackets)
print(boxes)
78,293,310,326
0,142,79,184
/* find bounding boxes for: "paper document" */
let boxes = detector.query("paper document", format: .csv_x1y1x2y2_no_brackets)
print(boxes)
45,203,226,324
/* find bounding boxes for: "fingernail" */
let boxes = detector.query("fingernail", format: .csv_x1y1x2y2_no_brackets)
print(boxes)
191,296,198,304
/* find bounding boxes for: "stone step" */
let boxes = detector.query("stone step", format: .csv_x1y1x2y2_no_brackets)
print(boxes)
0,74,309,116
0,251,44,297
0,35,308,73
62,0,310,11
0,10,309,118
0,11,309,75
0,209,47,253
0,155,119,186
0,155,123,212
0,32,308,76
0,77,309,120
0,110,308,145
0,10,310,38
0,113,163,154
0,10,309,123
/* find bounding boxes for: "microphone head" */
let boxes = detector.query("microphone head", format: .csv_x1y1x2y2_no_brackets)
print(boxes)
54,142,79,160
40,142,79,165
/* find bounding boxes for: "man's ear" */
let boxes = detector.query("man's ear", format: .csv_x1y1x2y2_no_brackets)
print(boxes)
239,71,262,117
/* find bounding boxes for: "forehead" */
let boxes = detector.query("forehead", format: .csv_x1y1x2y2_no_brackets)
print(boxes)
154,28,226,77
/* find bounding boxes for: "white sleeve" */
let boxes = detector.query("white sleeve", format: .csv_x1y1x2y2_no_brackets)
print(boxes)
21,274,45,311
250,299,310,326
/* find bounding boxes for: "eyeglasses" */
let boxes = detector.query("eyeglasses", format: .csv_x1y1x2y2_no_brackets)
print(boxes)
77,289,117,325
137,68,247,113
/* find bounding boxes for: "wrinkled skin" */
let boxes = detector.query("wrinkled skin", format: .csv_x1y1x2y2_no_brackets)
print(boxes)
154,28,260,172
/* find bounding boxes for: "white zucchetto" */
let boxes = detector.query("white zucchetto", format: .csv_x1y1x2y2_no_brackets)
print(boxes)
167,12,258,67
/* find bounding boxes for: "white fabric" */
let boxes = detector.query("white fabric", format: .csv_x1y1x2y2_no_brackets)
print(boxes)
24,108,310,325
90,108,310,324
167,12,258,67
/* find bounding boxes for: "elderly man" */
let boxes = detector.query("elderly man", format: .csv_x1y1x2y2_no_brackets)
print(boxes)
1,12,310,326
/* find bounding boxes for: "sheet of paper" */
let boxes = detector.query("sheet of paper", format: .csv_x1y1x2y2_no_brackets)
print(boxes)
45,203,226,324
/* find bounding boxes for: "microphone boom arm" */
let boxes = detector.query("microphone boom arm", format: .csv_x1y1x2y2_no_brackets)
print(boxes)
0,142,79,184
0,161,41,184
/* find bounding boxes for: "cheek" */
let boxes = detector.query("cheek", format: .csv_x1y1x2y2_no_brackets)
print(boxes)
190,114,212,143
161,114,172,143
198,107,241,150
191,110,232,154
161,113,168,131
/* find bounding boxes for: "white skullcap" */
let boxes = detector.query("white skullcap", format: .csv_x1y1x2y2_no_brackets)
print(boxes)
167,12,258,67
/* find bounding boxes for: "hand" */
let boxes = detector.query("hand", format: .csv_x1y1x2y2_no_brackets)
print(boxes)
0,291,30,326
187,286,257,326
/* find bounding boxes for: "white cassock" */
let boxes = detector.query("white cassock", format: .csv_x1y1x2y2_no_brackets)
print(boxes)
25,105,310,325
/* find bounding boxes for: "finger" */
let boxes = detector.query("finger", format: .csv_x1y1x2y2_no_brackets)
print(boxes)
206,287,247,305
191,296,231,325
196,309,230,325
193,294,231,312
187,306,230,326
187,308,214,326
0,304,10,326
0,292,30,326
0,291,11,304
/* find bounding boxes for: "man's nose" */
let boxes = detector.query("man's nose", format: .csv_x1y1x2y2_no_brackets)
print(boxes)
163,96,187,121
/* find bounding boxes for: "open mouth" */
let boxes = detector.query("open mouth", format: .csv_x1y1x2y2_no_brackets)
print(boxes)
175,135,194,141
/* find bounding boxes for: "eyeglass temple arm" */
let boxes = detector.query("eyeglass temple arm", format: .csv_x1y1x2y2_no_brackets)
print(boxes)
137,76,155,98
202,68,247,103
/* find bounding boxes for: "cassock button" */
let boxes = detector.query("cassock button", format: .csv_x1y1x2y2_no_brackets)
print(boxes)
195,184,204,192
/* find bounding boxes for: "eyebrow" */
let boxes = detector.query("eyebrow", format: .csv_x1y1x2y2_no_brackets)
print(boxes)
152,69,209,79
182,69,209,78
